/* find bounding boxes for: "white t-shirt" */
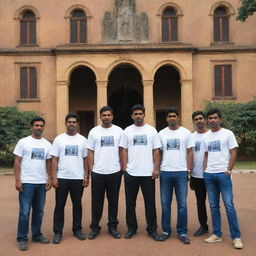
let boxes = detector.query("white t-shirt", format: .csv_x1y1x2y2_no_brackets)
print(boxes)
159,126,194,172
87,125,123,174
202,128,238,173
120,124,161,176
13,135,52,184
50,133,87,179
191,130,210,178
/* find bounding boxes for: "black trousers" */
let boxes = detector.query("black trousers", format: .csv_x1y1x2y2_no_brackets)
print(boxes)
190,176,208,228
53,178,84,234
90,171,122,231
124,171,157,233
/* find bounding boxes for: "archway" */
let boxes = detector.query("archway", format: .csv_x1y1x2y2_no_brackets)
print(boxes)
108,64,143,129
69,66,96,137
153,65,181,131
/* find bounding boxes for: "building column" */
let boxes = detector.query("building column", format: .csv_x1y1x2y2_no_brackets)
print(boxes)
96,80,108,125
143,80,155,126
181,79,193,130
56,80,69,134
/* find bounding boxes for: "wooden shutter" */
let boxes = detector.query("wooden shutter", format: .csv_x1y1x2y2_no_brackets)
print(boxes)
171,17,178,41
30,67,37,98
29,21,36,44
70,20,78,43
222,16,229,41
162,17,169,41
224,65,232,96
80,20,87,43
214,65,222,96
20,67,28,98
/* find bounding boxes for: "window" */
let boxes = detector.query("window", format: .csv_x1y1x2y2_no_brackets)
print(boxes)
214,65,232,97
214,6,229,42
20,67,37,99
162,7,178,42
20,10,36,45
70,9,87,43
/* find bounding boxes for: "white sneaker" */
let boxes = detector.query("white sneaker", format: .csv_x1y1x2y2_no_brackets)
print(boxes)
204,234,222,243
233,238,243,249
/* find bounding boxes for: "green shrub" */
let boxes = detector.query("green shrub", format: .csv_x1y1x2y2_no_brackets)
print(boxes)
204,99,256,158
0,106,37,166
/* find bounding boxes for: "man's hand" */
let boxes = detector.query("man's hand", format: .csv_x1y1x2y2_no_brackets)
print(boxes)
52,178,59,188
45,179,52,191
152,169,160,179
224,170,232,177
15,180,22,192
83,177,89,187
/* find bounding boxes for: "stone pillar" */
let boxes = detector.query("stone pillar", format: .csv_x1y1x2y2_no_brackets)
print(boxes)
56,80,69,134
181,79,193,130
96,80,108,125
143,80,155,126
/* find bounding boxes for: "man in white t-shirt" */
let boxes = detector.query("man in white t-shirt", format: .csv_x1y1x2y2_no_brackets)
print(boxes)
203,109,243,249
120,104,161,241
86,106,123,240
13,116,51,251
158,107,194,244
51,113,89,244
190,111,209,236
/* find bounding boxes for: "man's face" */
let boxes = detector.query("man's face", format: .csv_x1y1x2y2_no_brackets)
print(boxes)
193,114,206,130
131,110,145,125
207,113,221,130
31,121,45,137
100,110,113,125
65,117,78,133
166,112,179,128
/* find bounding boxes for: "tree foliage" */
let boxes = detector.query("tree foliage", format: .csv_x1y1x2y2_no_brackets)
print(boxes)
204,99,256,158
0,106,37,166
237,0,256,22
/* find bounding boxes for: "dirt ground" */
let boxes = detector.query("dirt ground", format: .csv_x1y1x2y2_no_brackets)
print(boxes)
0,173,255,256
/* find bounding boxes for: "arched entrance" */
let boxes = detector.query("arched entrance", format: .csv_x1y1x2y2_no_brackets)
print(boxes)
108,64,143,129
69,66,96,137
154,65,181,131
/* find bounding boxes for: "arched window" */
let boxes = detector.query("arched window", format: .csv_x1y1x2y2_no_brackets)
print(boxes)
70,9,87,43
20,10,36,45
162,7,178,42
214,6,229,42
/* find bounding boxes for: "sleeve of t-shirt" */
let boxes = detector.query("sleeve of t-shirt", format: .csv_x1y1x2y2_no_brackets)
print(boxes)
227,131,239,149
152,131,161,149
186,133,195,149
86,131,95,150
13,140,23,157
119,131,128,148
81,138,88,158
50,138,60,157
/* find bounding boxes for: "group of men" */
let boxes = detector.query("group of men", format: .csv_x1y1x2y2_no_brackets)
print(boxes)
13,104,243,251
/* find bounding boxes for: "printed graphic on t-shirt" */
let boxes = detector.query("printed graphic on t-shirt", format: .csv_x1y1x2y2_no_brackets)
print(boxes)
195,141,201,152
166,138,180,150
208,140,221,152
65,145,78,156
133,135,147,146
31,148,45,160
101,136,114,147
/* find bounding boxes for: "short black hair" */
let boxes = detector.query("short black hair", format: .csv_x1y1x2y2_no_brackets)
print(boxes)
206,109,222,118
192,111,206,120
131,104,145,114
65,113,79,123
100,106,114,115
30,116,45,126
165,107,179,117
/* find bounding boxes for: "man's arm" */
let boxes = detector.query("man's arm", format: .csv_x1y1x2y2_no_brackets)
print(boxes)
152,148,161,179
45,159,52,191
14,156,22,192
226,147,237,176
51,156,59,188
121,148,128,171
187,147,193,171
203,152,208,171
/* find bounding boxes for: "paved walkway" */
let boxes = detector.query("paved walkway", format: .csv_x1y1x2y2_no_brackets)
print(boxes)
0,173,255,256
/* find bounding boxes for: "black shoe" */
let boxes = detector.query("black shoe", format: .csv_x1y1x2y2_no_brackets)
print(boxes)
148,231,161,241
125,229,136,239
193,226,208,237
52,233,62,244
160,232,170,241
74,230,86,240
18,241,27,251
109,228,121,239
88,230,100,240
179,234,190,244
32,235,50,244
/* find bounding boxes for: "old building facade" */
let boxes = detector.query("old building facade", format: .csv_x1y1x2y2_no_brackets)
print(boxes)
0,0,256,139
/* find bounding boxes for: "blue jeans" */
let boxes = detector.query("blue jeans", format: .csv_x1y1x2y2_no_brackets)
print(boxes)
17,183,46,242
160,171,188,236
204,172,241,239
